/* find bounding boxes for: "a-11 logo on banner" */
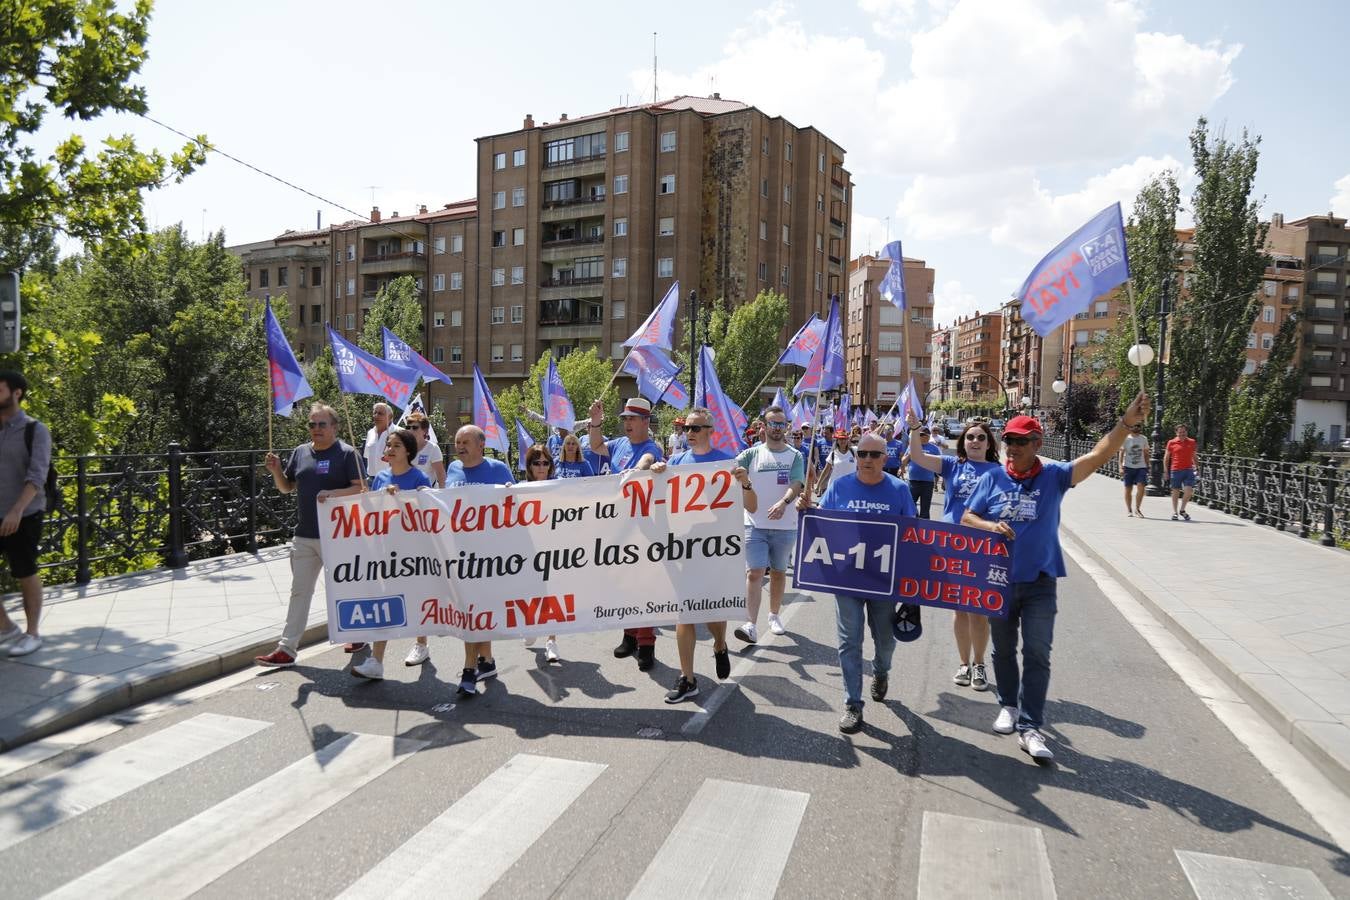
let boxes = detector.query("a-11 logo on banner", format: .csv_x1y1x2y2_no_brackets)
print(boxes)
795,512,898,598
338,595,408,630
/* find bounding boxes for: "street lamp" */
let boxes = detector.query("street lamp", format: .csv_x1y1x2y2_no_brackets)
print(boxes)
1148,275,1173,495
1052,342,1075,440
687,289,699,365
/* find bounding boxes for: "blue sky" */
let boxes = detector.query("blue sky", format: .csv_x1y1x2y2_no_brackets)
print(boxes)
75,0,1350,325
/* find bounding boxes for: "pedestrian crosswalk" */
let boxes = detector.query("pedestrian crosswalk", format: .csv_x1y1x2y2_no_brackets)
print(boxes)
0,717,1338,899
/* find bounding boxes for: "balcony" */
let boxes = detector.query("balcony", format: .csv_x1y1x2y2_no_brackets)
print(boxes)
541,233,604,249
1308,280,1341,294
542,197,605,224
544,150,606,170
541,273,603,288
359,250,426,275
831,164,847,189
1311,254,1342,266
1305,306,1342,320
1308,357,1337,371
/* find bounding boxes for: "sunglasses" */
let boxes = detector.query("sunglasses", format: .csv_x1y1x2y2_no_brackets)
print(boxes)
407,423,427,430
790,433,802,438
765,421,787,429
529,460,551,466
1002,435,1035,447
965,433,988,442
685,424,710,433
856,450,885,459
307,421,332,429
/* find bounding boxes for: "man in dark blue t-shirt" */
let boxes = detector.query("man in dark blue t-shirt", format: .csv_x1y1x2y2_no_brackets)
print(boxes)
963,392,1149,763
256,402,363,669
588,396,665,670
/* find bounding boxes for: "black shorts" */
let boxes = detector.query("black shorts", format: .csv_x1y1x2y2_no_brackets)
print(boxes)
0,513,43,579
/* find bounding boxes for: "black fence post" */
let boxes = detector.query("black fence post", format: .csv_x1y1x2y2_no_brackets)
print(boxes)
1274,461,1287,531
1299,464,1312,539
75,455,91,584
1254,455,1268,525
1321,456,1338,547
246,450,259,554
166,443,188,569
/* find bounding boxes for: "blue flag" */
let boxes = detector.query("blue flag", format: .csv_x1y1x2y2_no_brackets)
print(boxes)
327,326,419,409
879,241,907,311
472,363,510,454
899,377,924,422
794,296,846,395
864,408,878,428
769,387,789,414
540,357,576,428
264,305,312,416
1019,202,1131,337
382,327,452,385
625,281,679,351
624,344,688,409
834,393,851,432
697,346,747,455
728,398,748,434
515,419,534,472
779,315,826,368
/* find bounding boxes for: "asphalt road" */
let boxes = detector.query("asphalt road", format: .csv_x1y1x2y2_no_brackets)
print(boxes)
2,541,1347,897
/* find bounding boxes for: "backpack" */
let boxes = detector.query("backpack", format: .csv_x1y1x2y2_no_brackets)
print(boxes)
23,421,61,512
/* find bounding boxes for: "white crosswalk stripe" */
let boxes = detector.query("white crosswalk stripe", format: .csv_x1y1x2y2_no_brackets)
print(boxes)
918,811,1057,900
1175,850,1334,900
0,713,269,852
338,753,606,899
628,779,810,900
44,732,426,900
0,719,126,780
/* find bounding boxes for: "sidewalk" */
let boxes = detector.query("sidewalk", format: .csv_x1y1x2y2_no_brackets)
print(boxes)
0,548,327,751
1061,471,1350,793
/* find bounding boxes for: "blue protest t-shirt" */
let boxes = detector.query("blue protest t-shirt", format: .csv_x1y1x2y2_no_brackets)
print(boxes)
669,447,735,465
819,473,916,518
964,461,1075,584
283,441,361,540
884,439,906,471
940,456,1001,524
370,466,433,492
448,457,515,486
444,465,466,487
555,459,594,479
604,436,664,471
907,443,942,482
547,433,564,458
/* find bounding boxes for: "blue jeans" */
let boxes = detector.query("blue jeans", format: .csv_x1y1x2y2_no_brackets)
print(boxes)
834,594,897,709
990,575,1057,732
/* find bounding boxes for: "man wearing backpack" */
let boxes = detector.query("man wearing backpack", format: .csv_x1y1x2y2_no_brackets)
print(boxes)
0,371,51,657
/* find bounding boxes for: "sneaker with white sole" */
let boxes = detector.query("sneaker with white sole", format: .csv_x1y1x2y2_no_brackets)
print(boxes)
351,657,384,680
970,663,989,691
0,624,21,646
768,613,786,636
544,638,560,662
404,643,430,666
734,621,759,644
664,676,700,704
953,664,972,686
1018,729,1054,761
7,634,41,657
993,706,1018,734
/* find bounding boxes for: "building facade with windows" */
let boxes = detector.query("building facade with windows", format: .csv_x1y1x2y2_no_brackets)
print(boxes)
232,229,331,363
845,252,935,409
949,311,1004,402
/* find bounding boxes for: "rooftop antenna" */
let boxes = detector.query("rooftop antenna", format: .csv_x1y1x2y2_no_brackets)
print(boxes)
653,32,658,102
365,185,381,210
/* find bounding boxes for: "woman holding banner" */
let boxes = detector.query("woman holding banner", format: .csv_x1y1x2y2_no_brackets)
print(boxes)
521,445,563,662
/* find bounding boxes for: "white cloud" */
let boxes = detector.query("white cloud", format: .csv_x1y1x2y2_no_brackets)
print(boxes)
932,279,984,324
1332,174,1350,218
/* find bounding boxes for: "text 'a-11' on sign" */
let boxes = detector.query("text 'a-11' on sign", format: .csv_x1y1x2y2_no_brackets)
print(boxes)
794,512,898,598
337,595,408,630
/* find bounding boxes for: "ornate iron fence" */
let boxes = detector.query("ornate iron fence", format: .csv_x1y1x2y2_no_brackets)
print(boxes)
1040,436,1349,547
11,445,298,590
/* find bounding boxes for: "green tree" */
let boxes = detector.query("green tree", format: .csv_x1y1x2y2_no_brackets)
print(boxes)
716,290,792,408
1224,313,1304,457
1110,171,1182,404
1167,118,1269,447
495,349,622,444
358,276,424,354
1,0,208,266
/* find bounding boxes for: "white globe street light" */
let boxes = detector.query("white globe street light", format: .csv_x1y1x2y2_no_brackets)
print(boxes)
1128,343,1155,367
1052,378,1067,394
1020,396,1032,407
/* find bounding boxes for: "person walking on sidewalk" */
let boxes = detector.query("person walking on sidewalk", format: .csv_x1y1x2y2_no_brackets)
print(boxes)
0,371,52,657
962,391,1150,763
799,432,916,735
1163,424,1197,521
1119,422,1150,517
255,403,364,669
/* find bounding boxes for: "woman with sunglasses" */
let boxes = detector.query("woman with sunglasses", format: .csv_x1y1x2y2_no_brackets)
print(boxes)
404,412,447,488
815,427,858,495
351,428,433,680
520,445,564,661
555,432,595,479
906,414,1001,692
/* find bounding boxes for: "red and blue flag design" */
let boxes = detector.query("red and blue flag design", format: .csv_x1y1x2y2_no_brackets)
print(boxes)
264,304,312,416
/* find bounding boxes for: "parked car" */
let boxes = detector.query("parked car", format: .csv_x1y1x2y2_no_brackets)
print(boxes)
943,418,963,438
1339,437,1350,451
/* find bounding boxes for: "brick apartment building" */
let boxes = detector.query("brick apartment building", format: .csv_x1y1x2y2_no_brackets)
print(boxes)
949,311,1004,402
235,228,331,361
999,297,1061,414
844,252,935,409
235,95,851,422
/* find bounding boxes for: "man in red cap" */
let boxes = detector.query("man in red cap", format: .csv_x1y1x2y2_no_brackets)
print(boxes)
589,396,665,670
962,391,1150,763
667,416,689,456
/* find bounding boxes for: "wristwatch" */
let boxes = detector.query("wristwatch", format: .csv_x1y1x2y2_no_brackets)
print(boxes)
741,481,754,490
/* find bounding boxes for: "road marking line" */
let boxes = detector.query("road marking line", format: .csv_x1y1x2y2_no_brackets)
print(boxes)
45,732,425,900
918,811,1057,900
1175,850,1333,899
681,594,811,735
0,719,126,780
338,753,605,900
0,713,269,851
628,779,809,900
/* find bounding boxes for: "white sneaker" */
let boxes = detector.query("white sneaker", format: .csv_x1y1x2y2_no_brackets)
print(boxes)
544,638,560,662
733,621,758,644
524,636,537,647
993,706,1018,734
7,633,41,657
404,643,430,666
0,624,21,646
1018,729,1054,761
767,613,786,636
351,657,384,680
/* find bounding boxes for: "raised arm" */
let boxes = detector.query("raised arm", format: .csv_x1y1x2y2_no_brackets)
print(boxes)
905,412,942,474
588,399,608,456
1071,392,1150,486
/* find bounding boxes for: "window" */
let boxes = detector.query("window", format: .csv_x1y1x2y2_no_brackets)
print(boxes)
346,278,355,296
659,174,675,194
575,256,604,279
344,312,355,329
1092,329,1108,342
660,131,676,152
614,218,628,237
298,304,305,324
658,217,674,236
434,311,445,327
494,152,506,170
491,306,505,324
612,300,626,319
879,307,903,326
762,136,769,155
816,233,823,252
760,178,768,198
1247,332,1257,349
879,332,904,351
434,236,446,254
1242,359,1257,375
512,187,525,207
451,346,463,363
432,346,445,363
614,174,629,194
508,266,523,285
544,131,606,165
493,191,506,210
1310,375,1332,387
817,193,824,212
513,227,525,246
513,148,525,167
492,269,505,287
456,395,470,413
1263,305,1276,323
1261,333,1274,350
615,131,630,152
491,230,506,248
511,304,523,322
451,235,463,254
311,303,321,323
1093,300,1109,317
491,344,504,362
878,358,902,376
783,184,791,203
312,267,321,287
1288,286,1300,300
450,272,463,290
611,342,625,359
758,262,767,281
511,343,523,361
658,258,673,278
815,272,823,291
433,273,445,291
782,225,790,245
759,220,767,240
278,266,289,287
780,265,789,285
1074,330,1089,346
784,141,791,161
347,245,355,261
818,152,825,172
1263,280,1277,296
613,258,627,278
451,310,463,327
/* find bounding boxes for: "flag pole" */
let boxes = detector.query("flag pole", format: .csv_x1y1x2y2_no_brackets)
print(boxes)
1125,282,1148,396
339,393,368,491
739,363,779,413
600,348,633,399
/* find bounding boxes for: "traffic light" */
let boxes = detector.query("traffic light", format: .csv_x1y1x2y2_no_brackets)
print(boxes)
0,271,18,353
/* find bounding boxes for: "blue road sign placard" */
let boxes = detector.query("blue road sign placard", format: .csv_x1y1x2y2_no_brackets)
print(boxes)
337,595,408,630
794,511,900,598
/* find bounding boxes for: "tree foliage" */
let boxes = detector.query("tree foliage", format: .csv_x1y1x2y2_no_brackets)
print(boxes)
494,349,622,444
1224,313,1305,457
358,276,424,355
1110,172,1181,406
1045,378,1120,439
714,290,792,408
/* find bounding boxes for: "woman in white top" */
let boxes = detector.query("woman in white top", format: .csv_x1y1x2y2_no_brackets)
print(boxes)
400,411,444,668
815,428,857,494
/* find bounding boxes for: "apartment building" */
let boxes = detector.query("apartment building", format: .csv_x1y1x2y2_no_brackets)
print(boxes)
950,311,1003,401
845,252,936,409
999,297,1061,414
234,228,331,361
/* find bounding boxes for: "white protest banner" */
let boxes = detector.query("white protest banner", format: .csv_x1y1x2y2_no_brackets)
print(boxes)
319,462,747,643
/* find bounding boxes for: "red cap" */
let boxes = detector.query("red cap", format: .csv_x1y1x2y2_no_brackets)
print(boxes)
1003,415,1043,437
